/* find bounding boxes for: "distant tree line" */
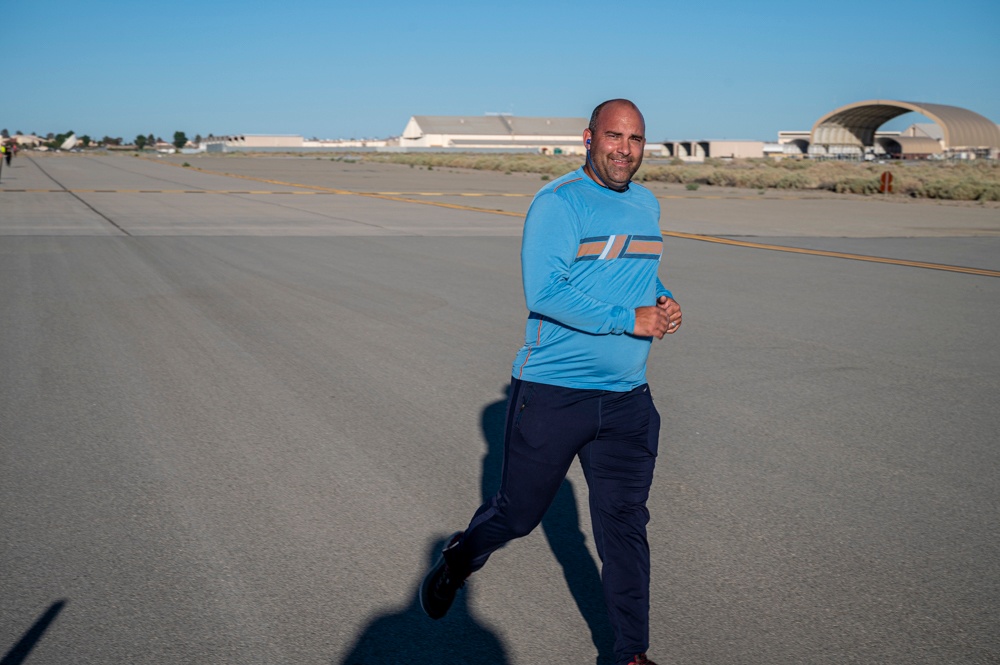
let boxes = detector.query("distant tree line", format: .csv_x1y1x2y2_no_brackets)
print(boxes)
1,128,202,151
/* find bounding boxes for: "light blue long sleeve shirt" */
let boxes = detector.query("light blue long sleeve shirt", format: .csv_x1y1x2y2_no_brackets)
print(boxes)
511,168,672,391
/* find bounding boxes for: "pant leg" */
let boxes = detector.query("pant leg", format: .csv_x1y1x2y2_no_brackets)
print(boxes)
454,378,601,574
578,384,660,665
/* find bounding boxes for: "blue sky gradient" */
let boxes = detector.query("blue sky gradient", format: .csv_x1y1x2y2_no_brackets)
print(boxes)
5,0,999,142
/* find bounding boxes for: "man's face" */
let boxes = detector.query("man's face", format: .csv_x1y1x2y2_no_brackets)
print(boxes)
584,102,646,191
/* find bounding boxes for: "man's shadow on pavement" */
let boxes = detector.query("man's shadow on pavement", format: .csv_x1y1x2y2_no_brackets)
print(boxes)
480,385,615,664
338,385,613,665
338,535,508,665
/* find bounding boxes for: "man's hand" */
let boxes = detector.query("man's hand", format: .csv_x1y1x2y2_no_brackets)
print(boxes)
658,296,682,334
633,296,682,339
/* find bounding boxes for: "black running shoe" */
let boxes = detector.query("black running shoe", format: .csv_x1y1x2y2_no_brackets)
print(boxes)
419,531,467,620
627,654,658,665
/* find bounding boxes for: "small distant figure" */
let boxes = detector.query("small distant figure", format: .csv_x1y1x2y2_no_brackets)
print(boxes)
2,142,11,166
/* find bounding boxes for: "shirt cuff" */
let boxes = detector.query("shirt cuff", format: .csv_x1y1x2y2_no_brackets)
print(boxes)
610,306,634,335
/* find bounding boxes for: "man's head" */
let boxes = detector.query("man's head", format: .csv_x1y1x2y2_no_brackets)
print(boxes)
583,99,646,192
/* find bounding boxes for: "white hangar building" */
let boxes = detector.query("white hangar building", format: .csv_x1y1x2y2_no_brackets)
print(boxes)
400,115,589,154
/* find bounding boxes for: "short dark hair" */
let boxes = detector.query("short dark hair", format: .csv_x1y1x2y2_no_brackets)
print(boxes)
588,99,641,133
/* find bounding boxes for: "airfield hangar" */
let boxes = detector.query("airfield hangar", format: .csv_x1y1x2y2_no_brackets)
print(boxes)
800,100,1000,160
668,100,999,161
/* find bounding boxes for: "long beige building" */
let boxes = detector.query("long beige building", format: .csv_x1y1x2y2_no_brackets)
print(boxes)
200,134,389,152
664,140,765,160
400,115,589,154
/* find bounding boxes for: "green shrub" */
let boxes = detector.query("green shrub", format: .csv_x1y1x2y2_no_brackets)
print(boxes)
706,171,736,187
921,178,1000,201
686,183,700,191
774,172,812,189
832,177,879,194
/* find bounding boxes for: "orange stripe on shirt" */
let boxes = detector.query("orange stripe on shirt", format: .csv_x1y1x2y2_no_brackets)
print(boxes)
624,240,662,256
606,235,628,259
576,242,606,258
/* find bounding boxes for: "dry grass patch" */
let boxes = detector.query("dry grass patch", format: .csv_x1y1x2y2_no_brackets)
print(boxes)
355,153,1000,201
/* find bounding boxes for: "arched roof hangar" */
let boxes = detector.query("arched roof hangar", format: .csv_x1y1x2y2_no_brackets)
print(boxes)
811,100,1000,152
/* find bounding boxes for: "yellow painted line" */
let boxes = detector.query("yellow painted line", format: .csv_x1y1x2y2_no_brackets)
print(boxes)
658,194,801,201
1,188,338,194
369,191,530,197
142,158,528,217
358,191,524,217
662,231,1000,278
133,158,999,277
58,189,334,195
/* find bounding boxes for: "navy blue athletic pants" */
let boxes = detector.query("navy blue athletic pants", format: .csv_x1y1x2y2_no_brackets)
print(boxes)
450,377,660,664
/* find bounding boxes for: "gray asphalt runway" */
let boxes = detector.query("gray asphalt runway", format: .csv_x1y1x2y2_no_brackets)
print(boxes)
2,154,998,664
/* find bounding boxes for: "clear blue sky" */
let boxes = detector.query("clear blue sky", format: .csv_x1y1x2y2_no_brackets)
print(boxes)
5,0,999,142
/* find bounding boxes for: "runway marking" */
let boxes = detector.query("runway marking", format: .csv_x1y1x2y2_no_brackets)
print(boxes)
3,187,788,200
364,191,531,197
659,194,804,200
0,186,799,201
0,188,335,194
663,231,1000,278
125,157,998,277
138,158,530,217
21,155,132,236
